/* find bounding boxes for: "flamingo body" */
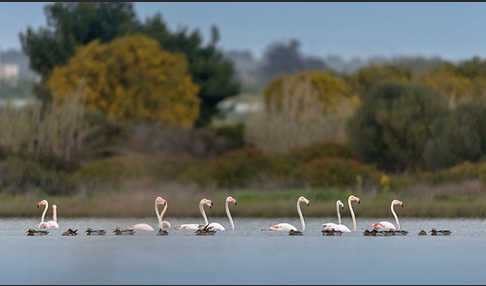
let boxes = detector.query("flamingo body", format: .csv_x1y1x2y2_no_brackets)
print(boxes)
207,222,225,231
322,223,351,232
46,221,59,229
175,224,202,230
129,223,155,231
269,223,298,232
372,221,396,231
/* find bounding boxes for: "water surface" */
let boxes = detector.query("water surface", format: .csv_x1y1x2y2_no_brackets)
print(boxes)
1,217,484,284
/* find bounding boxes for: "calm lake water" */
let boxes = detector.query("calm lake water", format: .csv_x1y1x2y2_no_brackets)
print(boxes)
1,217,485,284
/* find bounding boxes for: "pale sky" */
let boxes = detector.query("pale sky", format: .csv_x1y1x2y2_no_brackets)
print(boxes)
1,2,485,61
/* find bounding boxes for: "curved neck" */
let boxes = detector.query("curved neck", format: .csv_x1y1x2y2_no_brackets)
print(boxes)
348,197,356,232
297,200,305,231
336,202,341,225
41,202,48,224
226,200,235,231
391,202,400,230
200,202,208,225
52,206,57,223
155,200,162,228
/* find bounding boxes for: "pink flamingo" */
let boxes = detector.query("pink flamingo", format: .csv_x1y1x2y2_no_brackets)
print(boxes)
372,200,404,231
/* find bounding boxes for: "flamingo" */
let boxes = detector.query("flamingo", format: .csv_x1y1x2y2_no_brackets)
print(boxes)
175,198,213,230
206,196,238,232
46,205,59,229
372,200,404,231
37,200,49,229
129,197,171,232
266,196,310,232
322,200,350,232
322,195,360,232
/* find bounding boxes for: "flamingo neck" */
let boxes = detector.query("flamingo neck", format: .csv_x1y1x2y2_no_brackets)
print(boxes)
155,200,162,228
297,200,305,231
200,202,208,225
52,206,57,223
391,202,400,230
348,197,356,232
41,201,48,224
336,202,341,225
225,200,235,231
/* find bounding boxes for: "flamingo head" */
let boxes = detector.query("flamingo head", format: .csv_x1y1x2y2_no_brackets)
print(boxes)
226,196,237,206
337,200,344,209
298,196,310,206
37,200,47,208
349,195,360,204
156,196,167,206
201,198,213,208
393,200,404,207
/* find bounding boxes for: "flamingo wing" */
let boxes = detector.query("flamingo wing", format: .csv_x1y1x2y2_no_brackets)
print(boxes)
130,223,155,231
207,222,225,231
372,221,396,231
322,223,350,232
175,224,200,230
322,223,339,231
268,223,297,232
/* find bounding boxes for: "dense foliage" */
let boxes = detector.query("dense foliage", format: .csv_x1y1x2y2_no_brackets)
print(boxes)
20,2,239,126
47,35,200,128
348,81,448,172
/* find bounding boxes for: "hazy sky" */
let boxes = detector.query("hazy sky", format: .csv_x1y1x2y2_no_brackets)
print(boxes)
1,2,485,61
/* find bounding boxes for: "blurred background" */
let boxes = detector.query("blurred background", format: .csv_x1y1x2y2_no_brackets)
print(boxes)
0,2,485,217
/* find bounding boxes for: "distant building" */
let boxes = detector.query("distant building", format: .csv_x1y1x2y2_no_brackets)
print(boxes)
0,64,20,81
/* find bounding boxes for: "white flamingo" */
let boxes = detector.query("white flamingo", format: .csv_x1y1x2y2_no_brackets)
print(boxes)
266,196,310,232
372,199,404,231
322,195,360,232
206,196,238,232
46,205,59,229
175,198,213,230
37,200,49,229
37,200,58,229
129,197,171,231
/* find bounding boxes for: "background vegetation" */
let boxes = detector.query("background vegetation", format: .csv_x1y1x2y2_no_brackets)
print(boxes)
1,2,486,217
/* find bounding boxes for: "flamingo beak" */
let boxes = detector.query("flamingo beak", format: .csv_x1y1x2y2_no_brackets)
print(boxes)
401,203,404,208
307,202,310,206
234,201,238,206
210,202,213,208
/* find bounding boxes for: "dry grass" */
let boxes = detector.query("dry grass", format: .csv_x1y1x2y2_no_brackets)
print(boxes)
245,78,356,153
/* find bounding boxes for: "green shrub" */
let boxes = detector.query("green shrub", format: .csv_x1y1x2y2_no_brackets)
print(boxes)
301,157,380,188
421,161,480,185
210,123,246,150
0,156,74,195
72,155,157,188
348,81,448,172
181,148,275,189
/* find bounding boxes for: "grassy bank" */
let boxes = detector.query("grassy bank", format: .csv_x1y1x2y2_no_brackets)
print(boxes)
3,182,486,218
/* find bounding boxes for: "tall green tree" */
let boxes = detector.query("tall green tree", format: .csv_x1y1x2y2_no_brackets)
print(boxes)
140,14,240,126
348,81,448,172
424,98,486,170
20,3,240,126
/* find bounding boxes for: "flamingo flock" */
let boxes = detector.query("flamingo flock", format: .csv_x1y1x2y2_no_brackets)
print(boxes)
27,195,450,236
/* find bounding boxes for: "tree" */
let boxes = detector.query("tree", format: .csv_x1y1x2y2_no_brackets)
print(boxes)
245,71,357,152
351,64,414,93
424,98,486,170
348,81,448,172
47,35,200,128
260,39,327,83
20,3,138,82
21,3,239,126
262,71,355,114
139,14,240,126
